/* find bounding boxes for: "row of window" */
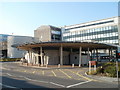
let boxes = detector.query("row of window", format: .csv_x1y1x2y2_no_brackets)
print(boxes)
63,29,118,39
63,32,118,40
65,38,118,44
64,36,118,42
63,25,117,36
65,20,114,31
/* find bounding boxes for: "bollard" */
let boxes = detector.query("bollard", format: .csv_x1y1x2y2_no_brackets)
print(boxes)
58,64,60,68
46,64,47,68
41,64,43,67
72,64,74,68
94,65,96,72
38,64,40,67
27,63,28,66
79,64,81,67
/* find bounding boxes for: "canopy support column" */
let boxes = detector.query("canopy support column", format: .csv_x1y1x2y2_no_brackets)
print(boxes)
40,47,43,66
60,45,63,65
79,46,82,67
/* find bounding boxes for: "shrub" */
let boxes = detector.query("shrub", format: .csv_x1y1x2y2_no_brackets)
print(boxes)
104,65,116,77
0,58,20,62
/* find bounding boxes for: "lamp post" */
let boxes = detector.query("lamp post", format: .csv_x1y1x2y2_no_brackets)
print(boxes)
116,50,119,89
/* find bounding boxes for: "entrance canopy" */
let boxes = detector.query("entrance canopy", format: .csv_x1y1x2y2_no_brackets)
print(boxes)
14,41,117,51
12,41,118,66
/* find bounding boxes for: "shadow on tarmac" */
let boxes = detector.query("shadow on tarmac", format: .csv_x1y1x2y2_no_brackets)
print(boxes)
1,76,56,90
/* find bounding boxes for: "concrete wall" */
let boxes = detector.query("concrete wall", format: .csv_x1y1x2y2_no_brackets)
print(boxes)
7,36,35,58
43,50,69,65
34,25,51,42
24,49,90,65
70,53,90,65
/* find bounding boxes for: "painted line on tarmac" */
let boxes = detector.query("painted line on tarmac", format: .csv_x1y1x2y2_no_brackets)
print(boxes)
23,70,26,72
66,80,92,88
32,71,35,74
59,69,72,79
2,67,10,70
0,82,22,89
42,70,44,75
3,72,65,88
66,69,93,81
50,82,65,88
51,70,56,77
84,72,100,82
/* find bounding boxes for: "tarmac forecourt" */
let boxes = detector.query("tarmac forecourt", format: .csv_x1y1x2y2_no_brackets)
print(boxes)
1,62,118,88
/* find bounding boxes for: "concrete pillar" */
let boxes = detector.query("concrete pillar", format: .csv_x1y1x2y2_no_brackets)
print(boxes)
30,51,33,64
96,49,98,61
29,50,31,63
93,49,95,61
109,48,111,61
70,48,73,53
111,48,113,60
79,46,82,67
87,48,90,61
40,47,43,66
60,45,63,65
36,54,38,64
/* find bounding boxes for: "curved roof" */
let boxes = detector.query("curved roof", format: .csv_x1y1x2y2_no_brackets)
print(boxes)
15,41,118,51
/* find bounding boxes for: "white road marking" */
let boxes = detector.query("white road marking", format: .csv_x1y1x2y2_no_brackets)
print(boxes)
50,82,65,88
0,83,20,89
66,80,92,88
3,72,65,88
6,73,12,76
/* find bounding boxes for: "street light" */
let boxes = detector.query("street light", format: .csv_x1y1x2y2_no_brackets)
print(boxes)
116,50,120,89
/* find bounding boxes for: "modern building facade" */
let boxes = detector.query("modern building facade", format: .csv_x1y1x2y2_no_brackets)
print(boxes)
62,16,120,45
7,35,36,58
0,34,11,58
14,16,120,66
0,34,37,58
34,25,61,42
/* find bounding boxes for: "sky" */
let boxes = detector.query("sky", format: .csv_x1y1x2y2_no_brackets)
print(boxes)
0,2,118,37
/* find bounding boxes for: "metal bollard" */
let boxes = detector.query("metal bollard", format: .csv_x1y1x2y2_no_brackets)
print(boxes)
58,64,60,68
72,64,74,68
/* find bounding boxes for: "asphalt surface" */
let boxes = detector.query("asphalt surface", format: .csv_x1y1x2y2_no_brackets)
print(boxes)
0,62,119,89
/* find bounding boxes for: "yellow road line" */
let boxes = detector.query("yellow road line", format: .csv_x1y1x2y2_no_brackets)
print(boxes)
67,69,93,81
2,67,9,70
76,70,82,74
42,70,44,75
32,71,35,74
24,70,26,72
59,69,72,79
51,70,56,77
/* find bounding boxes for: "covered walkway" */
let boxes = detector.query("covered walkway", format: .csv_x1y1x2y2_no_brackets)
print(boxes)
15,41,117,67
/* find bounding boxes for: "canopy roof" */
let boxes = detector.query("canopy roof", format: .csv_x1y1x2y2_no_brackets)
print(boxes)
13,41,118,51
